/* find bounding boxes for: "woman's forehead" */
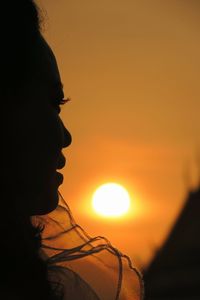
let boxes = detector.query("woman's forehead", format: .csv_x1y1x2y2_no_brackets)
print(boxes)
37,36,61,86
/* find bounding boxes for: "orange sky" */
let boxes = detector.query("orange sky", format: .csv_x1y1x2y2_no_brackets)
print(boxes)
38,0,200,267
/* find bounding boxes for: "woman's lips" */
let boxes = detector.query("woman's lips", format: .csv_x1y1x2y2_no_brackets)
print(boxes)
56,155,66,170
56,171,64,185
55,154,66,185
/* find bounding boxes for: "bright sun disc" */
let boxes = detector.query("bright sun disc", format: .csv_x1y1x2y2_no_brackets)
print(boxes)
92,183,130,217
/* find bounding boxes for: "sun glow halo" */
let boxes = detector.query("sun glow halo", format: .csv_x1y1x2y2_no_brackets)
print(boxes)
92,183,130,217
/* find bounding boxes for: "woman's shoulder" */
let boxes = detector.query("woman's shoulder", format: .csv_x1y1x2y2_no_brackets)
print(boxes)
48,265,101,300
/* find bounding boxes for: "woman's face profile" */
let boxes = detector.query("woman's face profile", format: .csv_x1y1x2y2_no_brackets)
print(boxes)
6,37,72,216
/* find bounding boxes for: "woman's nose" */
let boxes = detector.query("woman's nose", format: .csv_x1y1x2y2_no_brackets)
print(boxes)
61,121,72,148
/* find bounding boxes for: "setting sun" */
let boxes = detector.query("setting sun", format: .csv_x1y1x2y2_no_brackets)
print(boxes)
92,183,131,217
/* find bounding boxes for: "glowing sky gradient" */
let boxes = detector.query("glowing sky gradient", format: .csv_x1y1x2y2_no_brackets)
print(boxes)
38,0,200,267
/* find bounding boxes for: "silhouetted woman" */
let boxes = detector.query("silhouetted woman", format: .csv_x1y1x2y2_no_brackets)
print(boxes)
0,1,143,299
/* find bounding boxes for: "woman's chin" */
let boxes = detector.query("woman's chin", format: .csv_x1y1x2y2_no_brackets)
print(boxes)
30,189,59,216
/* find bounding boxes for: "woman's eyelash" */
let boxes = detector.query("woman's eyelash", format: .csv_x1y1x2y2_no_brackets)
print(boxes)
59,97,71,105
54,97,70,113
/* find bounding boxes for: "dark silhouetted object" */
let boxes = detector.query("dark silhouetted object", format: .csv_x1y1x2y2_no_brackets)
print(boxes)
144,187,200,300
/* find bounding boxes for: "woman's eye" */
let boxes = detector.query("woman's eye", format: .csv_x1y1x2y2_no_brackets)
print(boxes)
58,98,70,107
54,98,70,113
60,98,70,105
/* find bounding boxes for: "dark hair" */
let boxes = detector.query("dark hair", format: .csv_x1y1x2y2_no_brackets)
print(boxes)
0,2,62,299
1,1,42,99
